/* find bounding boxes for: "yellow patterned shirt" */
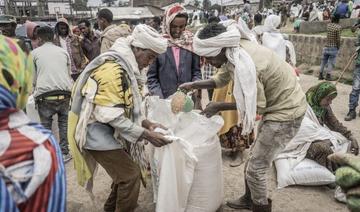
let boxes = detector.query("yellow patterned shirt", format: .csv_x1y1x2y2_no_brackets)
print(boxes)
81,60,134,117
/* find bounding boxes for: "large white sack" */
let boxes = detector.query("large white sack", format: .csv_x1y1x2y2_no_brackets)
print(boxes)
186,134,223,212
152,131,198,212
275,106,349,188
145,96,224,212
26,95,40,122
275,158,335,188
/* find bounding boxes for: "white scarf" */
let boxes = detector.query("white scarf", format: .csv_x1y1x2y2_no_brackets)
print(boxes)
70,24,168,192
237,19,258,43
253,15,287,62
193,21,257,135
276,106,350,169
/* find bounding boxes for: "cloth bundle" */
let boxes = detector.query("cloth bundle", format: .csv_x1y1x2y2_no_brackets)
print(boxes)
170,90,194,114
329,153,360,211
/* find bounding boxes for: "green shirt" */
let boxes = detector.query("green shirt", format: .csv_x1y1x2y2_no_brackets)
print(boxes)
212,39,307,122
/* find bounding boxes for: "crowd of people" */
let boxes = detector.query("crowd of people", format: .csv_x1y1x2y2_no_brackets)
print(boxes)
0,2,360,212
226,0,360,32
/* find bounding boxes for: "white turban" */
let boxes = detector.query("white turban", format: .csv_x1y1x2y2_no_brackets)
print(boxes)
236,19,258,43
193,21,241,57
193,21,257,135
110,24,167,85
263,15,281,32
130,24,168,54
252,14,281,35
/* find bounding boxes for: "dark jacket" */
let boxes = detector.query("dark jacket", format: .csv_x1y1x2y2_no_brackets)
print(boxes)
54,18,88,75
147,47,202,99
81,31,101,61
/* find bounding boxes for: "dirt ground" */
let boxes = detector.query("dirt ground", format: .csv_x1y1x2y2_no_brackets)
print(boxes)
66,74,358,212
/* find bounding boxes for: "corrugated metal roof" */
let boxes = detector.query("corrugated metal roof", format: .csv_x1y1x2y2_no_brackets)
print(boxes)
102,7,155,20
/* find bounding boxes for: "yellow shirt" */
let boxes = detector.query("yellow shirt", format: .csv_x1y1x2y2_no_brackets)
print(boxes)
212,39,307,122
212,80,238,135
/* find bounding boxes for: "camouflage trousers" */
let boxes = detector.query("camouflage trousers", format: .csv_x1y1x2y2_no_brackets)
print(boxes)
245,116,304,205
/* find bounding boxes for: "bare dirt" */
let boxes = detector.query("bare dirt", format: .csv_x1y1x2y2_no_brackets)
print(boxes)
66,74,358,212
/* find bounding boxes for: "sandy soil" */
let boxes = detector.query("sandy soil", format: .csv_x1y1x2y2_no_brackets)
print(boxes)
66,74,358,212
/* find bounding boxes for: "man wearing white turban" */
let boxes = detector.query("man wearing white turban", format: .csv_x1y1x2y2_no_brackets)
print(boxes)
253,14,297,71
68,24,171,212
179,22,307,211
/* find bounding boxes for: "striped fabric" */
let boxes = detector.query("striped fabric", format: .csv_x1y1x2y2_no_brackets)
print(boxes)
0,177,19,212
0,111,66,212
0,35,63,211
0,85,16,111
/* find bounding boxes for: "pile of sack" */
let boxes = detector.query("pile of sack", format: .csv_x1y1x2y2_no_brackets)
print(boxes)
275,107,349,188
329,153,360,211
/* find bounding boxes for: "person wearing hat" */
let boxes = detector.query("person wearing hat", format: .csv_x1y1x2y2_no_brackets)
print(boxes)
0,15,17,37
0,15,32,54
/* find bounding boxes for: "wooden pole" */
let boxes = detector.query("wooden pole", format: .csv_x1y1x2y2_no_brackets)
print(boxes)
336,52,357,85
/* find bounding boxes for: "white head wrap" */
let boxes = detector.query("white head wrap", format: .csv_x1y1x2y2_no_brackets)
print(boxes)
252,15,287,61
110,24,167,84
193,20,257,135
263,15,281,32
130,24,168,54
237,19,258,43
252,14,281,36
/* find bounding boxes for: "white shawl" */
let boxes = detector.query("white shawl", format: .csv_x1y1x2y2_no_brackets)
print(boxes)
193,20,257,135
276,106,350,169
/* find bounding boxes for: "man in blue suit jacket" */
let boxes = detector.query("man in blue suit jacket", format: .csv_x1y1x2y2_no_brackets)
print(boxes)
147,5,201,99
